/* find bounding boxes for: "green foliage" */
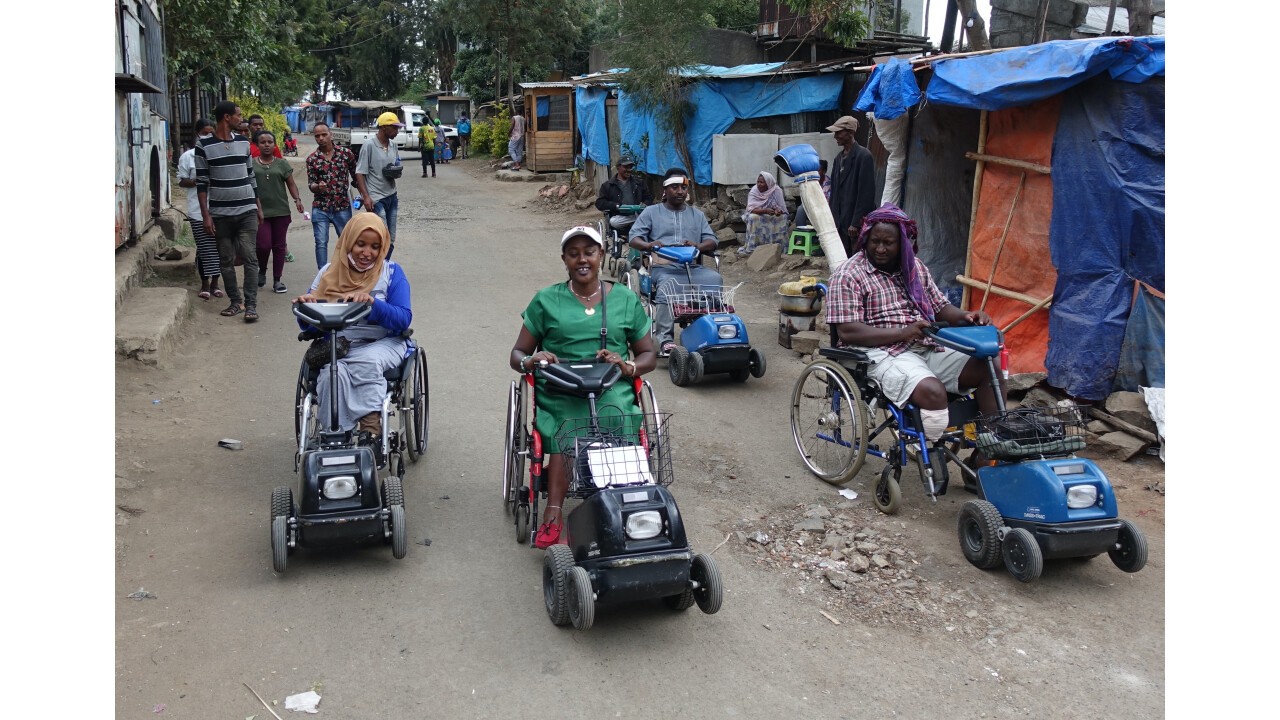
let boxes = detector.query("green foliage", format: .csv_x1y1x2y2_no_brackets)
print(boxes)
873,0,912,32
230,95,290,141
706,0,760,30
488,106,512,159
781,0,870,48
469,119,494,155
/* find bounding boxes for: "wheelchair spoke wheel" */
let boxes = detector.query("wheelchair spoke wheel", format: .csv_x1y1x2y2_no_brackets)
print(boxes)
637,380,671,486
293,362,309,449
789,359,868,485
502,380,528,514
406,348,428,461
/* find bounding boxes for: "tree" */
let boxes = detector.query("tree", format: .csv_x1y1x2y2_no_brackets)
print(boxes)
779,0,869,48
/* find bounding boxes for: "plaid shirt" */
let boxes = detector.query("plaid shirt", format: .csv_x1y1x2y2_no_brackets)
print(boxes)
305,146,358,214
826,252,949,356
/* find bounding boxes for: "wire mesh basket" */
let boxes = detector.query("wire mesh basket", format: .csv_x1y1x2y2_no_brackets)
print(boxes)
655,281,741,316
975,404,1088,460
554,412,674,493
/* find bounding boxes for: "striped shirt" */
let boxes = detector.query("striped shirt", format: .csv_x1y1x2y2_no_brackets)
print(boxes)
195,132,257,217
825,252,948,356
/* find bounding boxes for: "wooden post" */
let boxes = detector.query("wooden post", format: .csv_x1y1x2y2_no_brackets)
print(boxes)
962,110,988,310
980,171,1026,313
1001,294,1054,333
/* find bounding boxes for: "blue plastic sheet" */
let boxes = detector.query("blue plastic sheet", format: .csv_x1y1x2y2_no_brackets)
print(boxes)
853,57,922,120
1114,287,1165,392
575,87,610,166
926,37,1165,111
1045,76,1165,400
536,97,549,118
617,89,686,176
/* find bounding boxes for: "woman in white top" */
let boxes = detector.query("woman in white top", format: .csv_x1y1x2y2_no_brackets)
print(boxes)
176,118,222,299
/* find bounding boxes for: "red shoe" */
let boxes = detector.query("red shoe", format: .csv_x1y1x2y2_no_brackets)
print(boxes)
533,522,562,549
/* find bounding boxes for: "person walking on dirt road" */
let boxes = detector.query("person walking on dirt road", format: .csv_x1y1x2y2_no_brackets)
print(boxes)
196,100,263,323
178,118,222,301
305,122,358,269
355,112,404,255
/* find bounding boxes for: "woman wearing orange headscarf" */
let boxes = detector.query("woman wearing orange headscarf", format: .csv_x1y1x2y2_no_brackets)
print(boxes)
293,213,413,443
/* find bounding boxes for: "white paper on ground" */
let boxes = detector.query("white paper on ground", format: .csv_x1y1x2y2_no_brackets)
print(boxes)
285,690,321,714
838,488,858,499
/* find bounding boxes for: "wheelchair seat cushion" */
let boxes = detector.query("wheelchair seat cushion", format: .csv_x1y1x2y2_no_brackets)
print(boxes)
383,350,414,384
819,347,870,365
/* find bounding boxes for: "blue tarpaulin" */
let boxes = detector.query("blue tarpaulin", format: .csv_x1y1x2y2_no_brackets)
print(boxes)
575,87,610,165
853,57,922,120
1045,75,1164,400
1114,287,1165,392
926,37,1164,111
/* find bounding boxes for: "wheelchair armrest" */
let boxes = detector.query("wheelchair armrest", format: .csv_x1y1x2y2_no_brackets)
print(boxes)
298,329,325,342
819,347,871,365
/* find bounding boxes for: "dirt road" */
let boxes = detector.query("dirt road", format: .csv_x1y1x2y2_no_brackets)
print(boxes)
115,144,1164,718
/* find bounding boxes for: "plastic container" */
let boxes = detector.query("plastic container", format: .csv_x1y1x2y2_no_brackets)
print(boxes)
352,197,362,210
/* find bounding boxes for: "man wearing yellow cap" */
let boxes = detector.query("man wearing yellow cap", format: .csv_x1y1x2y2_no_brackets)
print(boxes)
355,111,404,253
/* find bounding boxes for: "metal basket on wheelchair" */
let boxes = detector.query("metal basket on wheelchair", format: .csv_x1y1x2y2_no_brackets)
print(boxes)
656,282,741,318
974,404,1087,460
554,412,674,494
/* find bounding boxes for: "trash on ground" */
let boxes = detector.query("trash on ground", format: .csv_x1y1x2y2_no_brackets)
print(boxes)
128,588,157,600
838,488,858,500
418,538,432,546
153,704,166,713
218,439,244,450
284,690,321,714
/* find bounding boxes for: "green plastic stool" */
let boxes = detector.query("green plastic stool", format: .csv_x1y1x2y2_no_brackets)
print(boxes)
787,227,820,256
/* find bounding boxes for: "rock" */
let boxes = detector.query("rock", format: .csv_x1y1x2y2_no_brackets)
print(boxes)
871,554,892,569
854,541,880,555
1086,420,1110,434
1021,386,1062,409
1086,431,1150,462
895,579,918,590
778,255,806,271
792,518,826,532
805,505,832,519
824,569,849,590
1104,391,1158,435
746,243,782,271
156,246,188,261
573,199,595,210
556,184,569,197
728,185,752,208
800,269,824,279
574,182,594,199
848,555,870,573
735,531,748,543
721,251,738,265
790,331,822,356
716,227,739,248
1006,372,1047,398
830,547,845,561
821,532,844,549
749,531,770,544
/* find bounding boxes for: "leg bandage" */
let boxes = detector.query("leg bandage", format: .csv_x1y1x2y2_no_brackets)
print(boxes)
920,408,951,443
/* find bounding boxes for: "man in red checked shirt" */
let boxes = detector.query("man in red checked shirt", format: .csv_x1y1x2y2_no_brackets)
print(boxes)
304,122,358,268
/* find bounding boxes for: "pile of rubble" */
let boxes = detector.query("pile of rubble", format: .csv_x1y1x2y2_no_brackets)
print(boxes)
533,181,596,214
731,501,987,632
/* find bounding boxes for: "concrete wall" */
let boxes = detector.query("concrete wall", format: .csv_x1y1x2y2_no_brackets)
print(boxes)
989,0,1088,48
712,134,781,185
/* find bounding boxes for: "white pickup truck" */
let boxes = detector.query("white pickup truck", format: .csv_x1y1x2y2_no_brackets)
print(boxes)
329,102,430,156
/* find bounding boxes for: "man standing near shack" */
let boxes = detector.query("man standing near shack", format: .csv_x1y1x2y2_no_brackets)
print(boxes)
826,115,878,257
355,111,404,253
508,109,527,171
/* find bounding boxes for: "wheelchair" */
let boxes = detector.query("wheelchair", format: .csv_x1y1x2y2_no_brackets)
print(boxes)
597,206,644,282
269,301,429,573
501,360,722,629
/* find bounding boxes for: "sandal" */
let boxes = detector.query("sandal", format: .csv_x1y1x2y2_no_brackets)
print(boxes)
244,307,259,323
197,290,211,300
212,289,224,298
220,303,243,317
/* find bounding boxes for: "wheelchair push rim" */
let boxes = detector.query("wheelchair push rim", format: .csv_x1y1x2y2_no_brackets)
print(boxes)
789,359,869,485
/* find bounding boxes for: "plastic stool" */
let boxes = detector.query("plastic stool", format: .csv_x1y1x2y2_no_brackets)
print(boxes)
787,227,820,256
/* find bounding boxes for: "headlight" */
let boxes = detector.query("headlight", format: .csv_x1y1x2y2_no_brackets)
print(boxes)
625,510,663,539
323,475,358,500
1066,484,1098,509
717,324,738,339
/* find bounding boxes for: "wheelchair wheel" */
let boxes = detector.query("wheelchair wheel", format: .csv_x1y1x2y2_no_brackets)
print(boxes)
405,348,428,462
1108,518,1147,573
957,499,1003,569
691,553,723,614
748,347,767,378
543,545,574,626
637,379,671,485
686,351,704,384
383,477,407,559
874,465,902,515
502,379,528,515
669,346,690,386
270,486,294,573
789,359,869,485
1002,528,1043,582
293,362,310,450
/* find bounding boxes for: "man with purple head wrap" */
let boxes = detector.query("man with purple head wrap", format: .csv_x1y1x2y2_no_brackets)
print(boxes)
825,203,1006,472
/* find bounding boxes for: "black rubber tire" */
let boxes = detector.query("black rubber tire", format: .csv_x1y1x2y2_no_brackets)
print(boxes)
567,566,595,630
748,347,766,378
407,349,428,461
874,465,902,515
789,359,869,485
958,499,1004,569
390,505,407,559
728,365,750,383
669,346,689,386
271,516,288,573
516,501,531,544
663,585,696,611
1002,527,1043,582
383,476,404,508
686,351,704,384
691,553,723,614
502,381,526,515
543,545,574,626
1108,518,1148,573
271,486,293,518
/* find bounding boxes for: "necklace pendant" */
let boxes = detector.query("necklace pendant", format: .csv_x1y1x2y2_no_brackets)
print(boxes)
584,306,596,316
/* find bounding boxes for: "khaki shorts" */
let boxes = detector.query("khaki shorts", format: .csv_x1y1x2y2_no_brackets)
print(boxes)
859,345,973,408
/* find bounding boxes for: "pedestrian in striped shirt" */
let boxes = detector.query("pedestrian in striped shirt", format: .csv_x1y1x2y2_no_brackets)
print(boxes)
196,100,264,323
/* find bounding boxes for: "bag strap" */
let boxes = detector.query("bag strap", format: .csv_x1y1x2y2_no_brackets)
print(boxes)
599,281,608,352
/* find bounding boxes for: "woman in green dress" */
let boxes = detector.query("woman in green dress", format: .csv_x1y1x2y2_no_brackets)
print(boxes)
509,226,658,548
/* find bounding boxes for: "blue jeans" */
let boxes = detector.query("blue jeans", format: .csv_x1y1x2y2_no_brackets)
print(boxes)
311,207,352,269
373,193,399,258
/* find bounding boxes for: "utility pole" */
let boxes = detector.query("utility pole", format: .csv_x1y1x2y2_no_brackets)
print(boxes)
955,0,990,51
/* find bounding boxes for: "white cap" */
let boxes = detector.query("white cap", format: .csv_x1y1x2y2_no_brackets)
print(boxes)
560,225,604,249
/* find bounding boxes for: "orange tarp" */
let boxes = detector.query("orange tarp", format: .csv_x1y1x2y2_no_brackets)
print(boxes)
965,98,1061,374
